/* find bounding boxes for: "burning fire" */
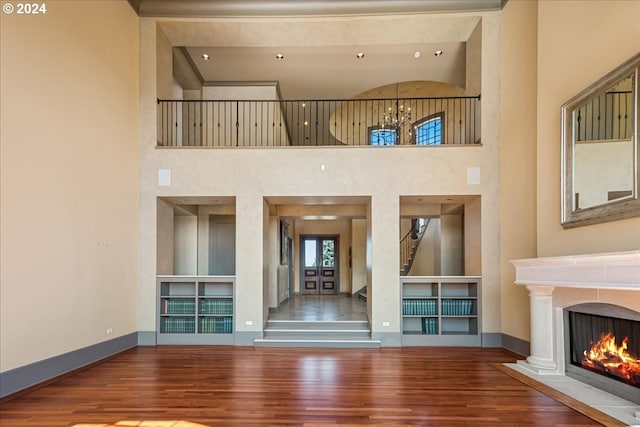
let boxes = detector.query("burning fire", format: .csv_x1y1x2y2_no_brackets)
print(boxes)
582,333,640,386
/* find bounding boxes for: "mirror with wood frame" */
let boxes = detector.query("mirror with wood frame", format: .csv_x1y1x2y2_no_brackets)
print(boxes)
561,53,640,228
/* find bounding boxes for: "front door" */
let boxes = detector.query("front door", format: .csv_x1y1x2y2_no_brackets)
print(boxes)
301,236,338,295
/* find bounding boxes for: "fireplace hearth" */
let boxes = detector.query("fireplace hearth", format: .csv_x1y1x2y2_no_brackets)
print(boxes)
565,303,640,405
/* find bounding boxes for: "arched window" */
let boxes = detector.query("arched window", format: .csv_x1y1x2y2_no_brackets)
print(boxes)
369,127,397,145
413,113,444,145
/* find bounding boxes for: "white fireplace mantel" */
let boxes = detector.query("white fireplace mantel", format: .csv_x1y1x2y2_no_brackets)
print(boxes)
511,250,640,291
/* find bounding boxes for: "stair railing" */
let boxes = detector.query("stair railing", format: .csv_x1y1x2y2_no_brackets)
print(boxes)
400,218,429,276
157,95,481,147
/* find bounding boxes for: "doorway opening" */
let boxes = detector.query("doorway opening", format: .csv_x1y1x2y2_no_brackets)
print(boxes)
300,235,339,295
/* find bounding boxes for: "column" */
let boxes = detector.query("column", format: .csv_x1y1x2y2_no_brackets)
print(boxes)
521,284,557,372
234,194,265,345
369,193,401,346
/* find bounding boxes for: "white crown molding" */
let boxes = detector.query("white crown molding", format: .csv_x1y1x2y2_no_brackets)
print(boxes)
129,0,506,18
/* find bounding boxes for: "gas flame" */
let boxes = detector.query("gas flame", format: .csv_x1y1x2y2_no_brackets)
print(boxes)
582,333,640,385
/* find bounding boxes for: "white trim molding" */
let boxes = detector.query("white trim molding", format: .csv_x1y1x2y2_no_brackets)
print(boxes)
129,0,507,17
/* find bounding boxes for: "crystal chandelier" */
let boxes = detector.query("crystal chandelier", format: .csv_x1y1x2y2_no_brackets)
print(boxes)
382,83,412,143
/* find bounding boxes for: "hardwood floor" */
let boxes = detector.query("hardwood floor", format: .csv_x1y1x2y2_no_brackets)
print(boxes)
0,346,604,427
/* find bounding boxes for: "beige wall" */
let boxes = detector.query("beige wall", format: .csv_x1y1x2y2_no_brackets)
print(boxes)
440,215,464,275
351,219,367,294
537,0,640,256
466,20,482,96
0,1,139,372
464,198,482,276
499,0,538,342
157,199,174,275
174,215,198,275
156,24,173,100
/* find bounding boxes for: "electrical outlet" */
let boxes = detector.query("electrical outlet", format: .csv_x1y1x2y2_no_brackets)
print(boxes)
382,321,390,327
106,328,113,334
245,320,253,326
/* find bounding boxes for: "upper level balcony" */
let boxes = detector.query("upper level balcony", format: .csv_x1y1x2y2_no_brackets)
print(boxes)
157,94,481,148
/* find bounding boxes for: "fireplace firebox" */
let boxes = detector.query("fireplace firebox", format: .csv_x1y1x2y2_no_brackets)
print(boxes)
565,303,640,405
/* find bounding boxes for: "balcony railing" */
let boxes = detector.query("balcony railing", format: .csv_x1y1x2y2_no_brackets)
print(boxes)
157,96,481,148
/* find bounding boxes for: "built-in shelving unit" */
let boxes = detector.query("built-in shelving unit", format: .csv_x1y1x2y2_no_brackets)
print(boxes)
401,276,481,346
157,275,235,344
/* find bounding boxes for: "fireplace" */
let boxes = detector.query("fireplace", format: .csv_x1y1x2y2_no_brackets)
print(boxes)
512,251,640,425
565,303,640,405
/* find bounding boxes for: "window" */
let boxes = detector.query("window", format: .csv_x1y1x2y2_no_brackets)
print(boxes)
369,127,397,145
413,113,443,145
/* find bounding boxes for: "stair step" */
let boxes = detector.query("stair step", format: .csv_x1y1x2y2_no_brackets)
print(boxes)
264,331,371,340
259,319,376,347
254,338,381,348
265,328,370,334
266,320,369,330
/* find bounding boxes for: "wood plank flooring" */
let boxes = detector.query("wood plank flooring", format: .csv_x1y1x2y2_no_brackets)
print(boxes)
0,346,604,426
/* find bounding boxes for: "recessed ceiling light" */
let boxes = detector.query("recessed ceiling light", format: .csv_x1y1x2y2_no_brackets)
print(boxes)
202,54,210,60
434,50,443,57
414,51,421,58
356,52,365,59
276,53,284,60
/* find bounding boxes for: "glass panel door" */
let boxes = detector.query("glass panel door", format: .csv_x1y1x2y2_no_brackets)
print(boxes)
300,236,339,295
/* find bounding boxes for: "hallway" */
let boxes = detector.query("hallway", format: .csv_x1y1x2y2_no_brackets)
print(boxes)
269,294,367,321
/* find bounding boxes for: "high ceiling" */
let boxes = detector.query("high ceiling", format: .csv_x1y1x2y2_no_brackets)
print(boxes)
137,0,505,99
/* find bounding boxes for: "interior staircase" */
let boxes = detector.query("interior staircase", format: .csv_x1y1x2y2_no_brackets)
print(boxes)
356,218,429,304
254,319,381,348
400,218,429,275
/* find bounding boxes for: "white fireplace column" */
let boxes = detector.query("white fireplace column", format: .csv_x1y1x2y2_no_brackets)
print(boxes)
523,284,557,372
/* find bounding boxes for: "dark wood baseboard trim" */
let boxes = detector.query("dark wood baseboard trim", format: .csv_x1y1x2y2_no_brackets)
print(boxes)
491,363,628,427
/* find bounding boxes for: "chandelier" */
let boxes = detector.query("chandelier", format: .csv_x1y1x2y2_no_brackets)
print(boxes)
381,83,412,143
